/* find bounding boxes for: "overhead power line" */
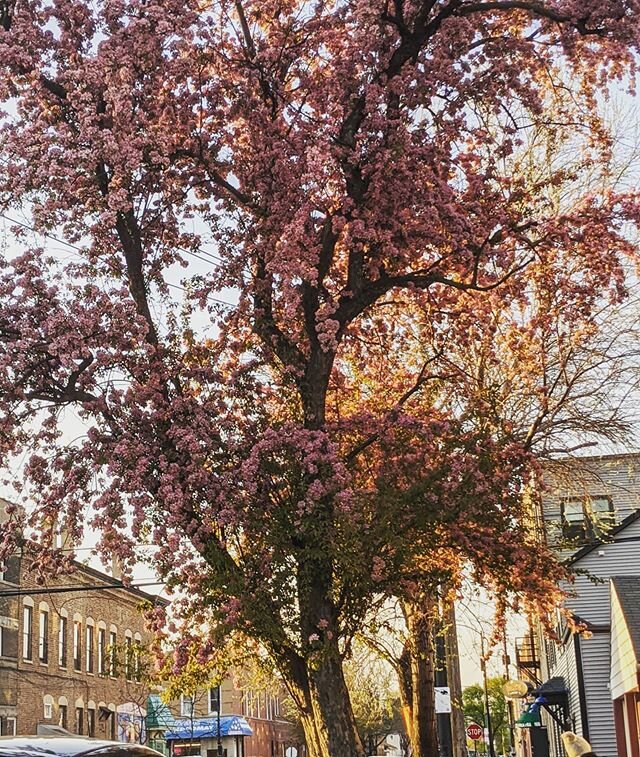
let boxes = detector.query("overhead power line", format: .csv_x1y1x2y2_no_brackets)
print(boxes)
0,579,165,598
0,212,237,310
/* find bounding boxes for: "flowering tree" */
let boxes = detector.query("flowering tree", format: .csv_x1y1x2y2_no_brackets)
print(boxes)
0,1,639,755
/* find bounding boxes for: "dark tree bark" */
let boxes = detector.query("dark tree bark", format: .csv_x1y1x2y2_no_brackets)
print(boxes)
401,595,440,757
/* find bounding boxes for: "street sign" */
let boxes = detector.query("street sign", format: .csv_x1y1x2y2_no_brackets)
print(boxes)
503,679,529,699
466,723,483,741
435,686,451,714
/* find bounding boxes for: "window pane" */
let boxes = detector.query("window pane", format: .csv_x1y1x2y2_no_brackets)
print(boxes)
39,611,48,663
73,622,82,671
125,636,132,680
109,631,117,676
22,606,32,660
588,496,614,537
209,686,221,713
98,629,106,674
76,707,84,735
59,617,67,667
563,500,584,522
86,626,94,673
181,695,194,716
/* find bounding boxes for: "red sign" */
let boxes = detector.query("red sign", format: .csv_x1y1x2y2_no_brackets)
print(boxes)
466,723,483,741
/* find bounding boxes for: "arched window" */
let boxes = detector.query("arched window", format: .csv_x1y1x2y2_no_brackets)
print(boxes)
58,696,68,729
43,694,53,720
124,630,133,681
109,624,118,677
38,602,49,664
97,621,107,675
75,698,84,735
85,617,95,673
87,700,96,737
72,613,82,672
58,609,68,668
22,597,34,661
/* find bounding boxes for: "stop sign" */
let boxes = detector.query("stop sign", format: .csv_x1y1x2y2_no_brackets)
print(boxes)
466,723,483,741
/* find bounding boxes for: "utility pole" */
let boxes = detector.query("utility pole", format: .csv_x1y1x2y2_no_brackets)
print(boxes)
444,600,468,757
480,633,497,757
435,626,452,757
503,631,516,756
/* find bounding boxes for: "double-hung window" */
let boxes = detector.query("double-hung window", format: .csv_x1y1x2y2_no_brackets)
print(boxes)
38,609,48,663
98,628,106,674
209,686,221,714
59,616,68,667
73,621,82,671
86,624,94,673
22,605,33,661
561,495,615,543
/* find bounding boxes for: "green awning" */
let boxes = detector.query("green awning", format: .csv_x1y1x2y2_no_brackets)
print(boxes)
515,706,542,728
147,694,175,731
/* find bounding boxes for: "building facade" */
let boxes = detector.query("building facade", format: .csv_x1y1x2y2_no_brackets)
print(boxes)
166,680,299,757
517,453,640,757
0,544,165,740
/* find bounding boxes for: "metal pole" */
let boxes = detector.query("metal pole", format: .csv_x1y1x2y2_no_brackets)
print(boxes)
444,600,467,757
216,692,223,757
480,633,497,757
503,632,515,756
435,628,452,757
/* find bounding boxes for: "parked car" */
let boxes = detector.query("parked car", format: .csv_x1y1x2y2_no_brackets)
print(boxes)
0,737,164,757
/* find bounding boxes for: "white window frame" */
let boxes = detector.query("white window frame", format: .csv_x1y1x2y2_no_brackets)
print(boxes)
73,617,82,671
6,717,16,735
22,601,33,661
97,625,106,675
180,694,194,717
58,612,68,668
85,621,94,673
109,627,117,677
124,631,133,681
38,607,49,664
208,685,221,715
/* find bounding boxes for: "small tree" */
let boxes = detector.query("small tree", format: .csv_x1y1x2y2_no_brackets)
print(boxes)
345,645,404,756
462,679,510,755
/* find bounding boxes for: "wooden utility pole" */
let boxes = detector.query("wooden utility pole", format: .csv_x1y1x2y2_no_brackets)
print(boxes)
444,600,467,757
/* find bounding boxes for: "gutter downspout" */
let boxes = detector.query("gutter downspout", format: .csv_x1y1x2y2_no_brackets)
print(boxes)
573,635,590,744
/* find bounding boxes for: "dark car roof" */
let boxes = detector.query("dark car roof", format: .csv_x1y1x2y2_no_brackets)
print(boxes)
0,738,164,757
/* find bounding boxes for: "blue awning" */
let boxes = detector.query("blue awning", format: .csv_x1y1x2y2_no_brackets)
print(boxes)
165,716,253,740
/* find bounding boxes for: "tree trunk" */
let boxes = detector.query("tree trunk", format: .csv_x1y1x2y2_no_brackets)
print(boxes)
295,534,365,756
444,600,467,757
397,643,414,744
307,640,366,757
403,596,440,757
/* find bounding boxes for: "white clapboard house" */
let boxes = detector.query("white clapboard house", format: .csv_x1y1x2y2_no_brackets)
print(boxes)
515,453,640,757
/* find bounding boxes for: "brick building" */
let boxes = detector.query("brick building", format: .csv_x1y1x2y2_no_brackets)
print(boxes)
0,535,166,740
165,681,300,757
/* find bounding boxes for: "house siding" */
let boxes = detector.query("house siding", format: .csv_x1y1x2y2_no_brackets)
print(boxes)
580,631,615,756
528,455,640,757
541,455,640,558
610,586,637,701
541,637,582,757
